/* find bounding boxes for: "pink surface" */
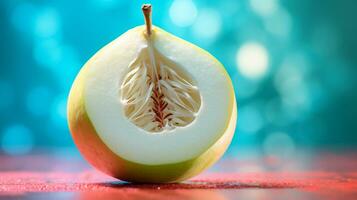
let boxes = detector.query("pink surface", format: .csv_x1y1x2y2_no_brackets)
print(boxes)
0,151,356,199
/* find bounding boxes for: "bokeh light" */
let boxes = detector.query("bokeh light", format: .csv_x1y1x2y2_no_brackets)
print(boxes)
264,7,292,38
1,124,34,155
263,132,295,159
249,0,278,17
274,54,311,117
192,9,222,41
169,0,197,27
34,7,60,38
33,38,62,69
236,42,269,79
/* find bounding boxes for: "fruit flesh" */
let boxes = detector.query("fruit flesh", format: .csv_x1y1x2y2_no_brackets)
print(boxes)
67,25,237,183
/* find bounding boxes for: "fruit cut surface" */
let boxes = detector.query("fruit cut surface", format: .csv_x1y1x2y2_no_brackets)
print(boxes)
69,26,236,169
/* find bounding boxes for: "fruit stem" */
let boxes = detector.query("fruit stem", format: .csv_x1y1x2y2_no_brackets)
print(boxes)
142,4,152,36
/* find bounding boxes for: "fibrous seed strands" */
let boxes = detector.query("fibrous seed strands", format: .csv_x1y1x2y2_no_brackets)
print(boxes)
120,44,201,133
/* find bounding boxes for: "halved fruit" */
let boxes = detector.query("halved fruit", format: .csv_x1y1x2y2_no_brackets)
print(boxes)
67,4,237,183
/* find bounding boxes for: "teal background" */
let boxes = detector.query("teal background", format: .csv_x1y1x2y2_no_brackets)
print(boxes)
0,0,356,157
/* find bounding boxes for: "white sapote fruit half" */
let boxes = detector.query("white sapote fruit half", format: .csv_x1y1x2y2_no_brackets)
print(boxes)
67,4,237,183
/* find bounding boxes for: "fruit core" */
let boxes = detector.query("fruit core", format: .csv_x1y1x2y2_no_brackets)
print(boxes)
120,43,201,133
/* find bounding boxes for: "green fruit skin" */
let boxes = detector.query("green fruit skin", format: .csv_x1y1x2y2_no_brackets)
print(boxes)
67,35,237,184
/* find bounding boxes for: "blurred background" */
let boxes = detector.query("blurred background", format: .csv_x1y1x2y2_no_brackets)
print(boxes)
0,0,356,160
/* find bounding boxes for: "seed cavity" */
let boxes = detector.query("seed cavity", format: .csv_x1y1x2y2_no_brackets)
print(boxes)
120,44,201,133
